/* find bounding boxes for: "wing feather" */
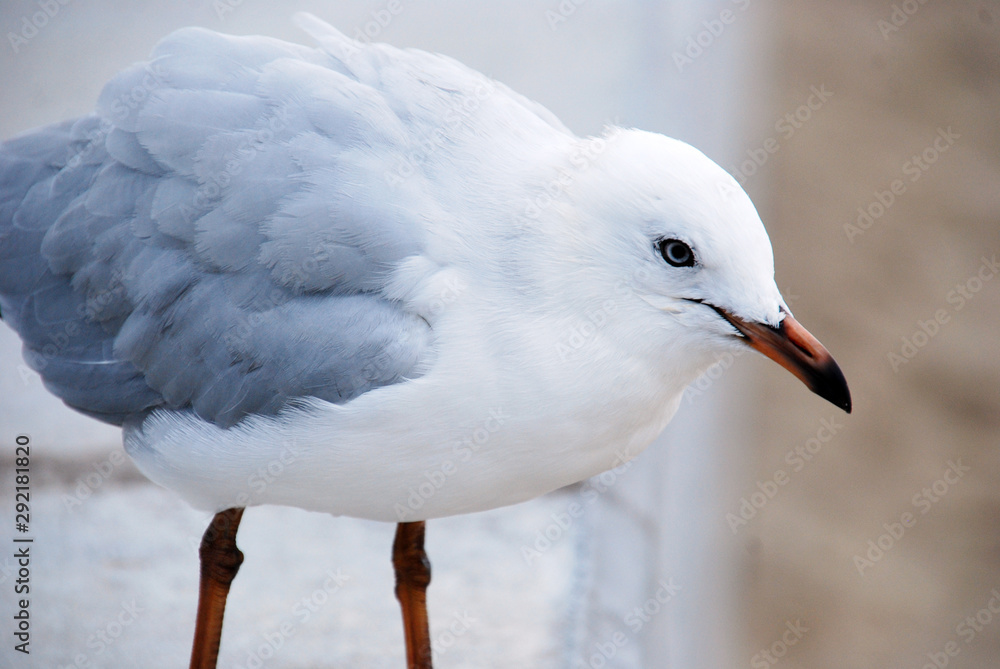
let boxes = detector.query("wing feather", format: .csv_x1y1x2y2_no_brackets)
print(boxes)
0,17,567,428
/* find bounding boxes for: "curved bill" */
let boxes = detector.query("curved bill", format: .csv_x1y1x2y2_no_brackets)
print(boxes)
714,307,852,413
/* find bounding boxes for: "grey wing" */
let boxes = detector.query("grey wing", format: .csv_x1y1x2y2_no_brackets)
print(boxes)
0,27,436,428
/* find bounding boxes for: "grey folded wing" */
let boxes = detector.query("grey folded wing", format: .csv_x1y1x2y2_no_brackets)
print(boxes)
0,27,452,428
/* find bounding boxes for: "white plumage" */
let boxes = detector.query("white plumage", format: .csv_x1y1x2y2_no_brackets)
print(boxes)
0,15,844,526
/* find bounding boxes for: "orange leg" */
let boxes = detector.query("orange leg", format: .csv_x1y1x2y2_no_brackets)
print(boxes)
393,521,433,669
189,508,245,669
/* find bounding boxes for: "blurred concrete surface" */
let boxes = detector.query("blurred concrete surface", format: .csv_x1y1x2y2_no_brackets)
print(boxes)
0,472,586,668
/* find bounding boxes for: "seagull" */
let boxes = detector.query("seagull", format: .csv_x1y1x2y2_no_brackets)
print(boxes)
0,14,850,669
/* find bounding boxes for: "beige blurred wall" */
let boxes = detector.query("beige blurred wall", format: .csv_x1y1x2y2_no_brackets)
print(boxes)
740,2,1000,667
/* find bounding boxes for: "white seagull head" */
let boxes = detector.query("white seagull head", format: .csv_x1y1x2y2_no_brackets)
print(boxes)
560,128,850,411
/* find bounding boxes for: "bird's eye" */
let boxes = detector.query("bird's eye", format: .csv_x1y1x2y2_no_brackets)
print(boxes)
658,238,695,267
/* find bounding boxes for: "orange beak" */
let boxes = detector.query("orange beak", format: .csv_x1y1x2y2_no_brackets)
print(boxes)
714,307,851,413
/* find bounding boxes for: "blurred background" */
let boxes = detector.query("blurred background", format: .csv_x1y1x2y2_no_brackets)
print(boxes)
0,1,997,667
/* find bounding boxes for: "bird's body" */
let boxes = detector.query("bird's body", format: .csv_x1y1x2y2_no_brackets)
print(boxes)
0,18,770,521
0,16,849,667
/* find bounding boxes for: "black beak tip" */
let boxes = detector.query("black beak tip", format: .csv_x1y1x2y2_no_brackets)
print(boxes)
702,301,853,414
812,358,852,414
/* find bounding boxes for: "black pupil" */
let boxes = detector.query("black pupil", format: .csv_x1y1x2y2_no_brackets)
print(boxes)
662,240,692,266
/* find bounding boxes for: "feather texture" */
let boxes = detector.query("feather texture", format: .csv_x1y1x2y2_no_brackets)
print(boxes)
0,23,554,426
